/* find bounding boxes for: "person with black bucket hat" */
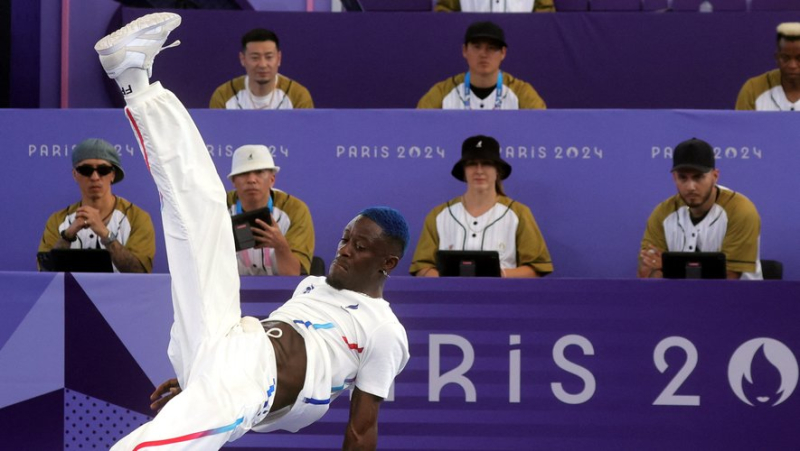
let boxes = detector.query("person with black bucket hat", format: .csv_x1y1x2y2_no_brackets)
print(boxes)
639,138,762,280
38,138,156,273
410,135,553,277
417,21,546,110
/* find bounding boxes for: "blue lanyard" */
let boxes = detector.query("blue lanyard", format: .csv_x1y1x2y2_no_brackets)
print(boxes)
463,71,504,110
235,193,273,214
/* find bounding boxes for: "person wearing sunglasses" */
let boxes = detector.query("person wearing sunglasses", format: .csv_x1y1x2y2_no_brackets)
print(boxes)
38,138,156,273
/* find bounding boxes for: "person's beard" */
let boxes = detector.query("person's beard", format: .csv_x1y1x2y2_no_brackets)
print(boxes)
681,187,713,209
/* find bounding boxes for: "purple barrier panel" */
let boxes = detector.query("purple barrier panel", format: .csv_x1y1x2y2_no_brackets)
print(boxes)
246,0,308,11
359,0,434,11
0,272,64,406
9,0,42,108
64,0,121,109
1,274,793,449
232,0,255,10
554,0,590,10
0,272,64,450
642,0,668,10
672,0,704,10
62,8,798,108
590,0,643,11
751,0,800,11
710,0,748,11
670,0,750,12
3,109,799,281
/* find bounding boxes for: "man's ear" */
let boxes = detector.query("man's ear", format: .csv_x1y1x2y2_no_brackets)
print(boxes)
383,255,400,273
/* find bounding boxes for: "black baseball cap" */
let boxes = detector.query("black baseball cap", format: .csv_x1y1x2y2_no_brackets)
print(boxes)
671,138,715,173
464,21,507,48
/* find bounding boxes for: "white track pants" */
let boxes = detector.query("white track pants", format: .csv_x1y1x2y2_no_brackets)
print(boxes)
112,83,276,450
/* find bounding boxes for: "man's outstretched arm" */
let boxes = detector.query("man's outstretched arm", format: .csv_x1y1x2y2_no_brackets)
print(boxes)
343,387,383,451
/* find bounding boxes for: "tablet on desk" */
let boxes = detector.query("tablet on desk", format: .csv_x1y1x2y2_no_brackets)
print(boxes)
231,207,272,252
436,250,502,277
38,249,114,273
662,252,726,279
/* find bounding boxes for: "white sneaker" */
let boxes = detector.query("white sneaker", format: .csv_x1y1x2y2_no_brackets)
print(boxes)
94,12,181,79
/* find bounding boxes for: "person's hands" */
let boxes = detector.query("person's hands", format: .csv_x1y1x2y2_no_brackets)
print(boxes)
75,206,110,239
150,378,181,412
63,219,85,241
251,217,288,251
639,244,663,274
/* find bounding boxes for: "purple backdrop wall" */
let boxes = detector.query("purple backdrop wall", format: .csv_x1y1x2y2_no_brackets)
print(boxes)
2,109,798,279
2,273,799,449
55,7,800,109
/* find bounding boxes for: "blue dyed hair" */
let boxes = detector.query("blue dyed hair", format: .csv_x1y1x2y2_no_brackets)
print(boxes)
359,206,410,257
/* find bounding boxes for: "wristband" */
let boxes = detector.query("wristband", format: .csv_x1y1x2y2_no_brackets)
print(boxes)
61,229,77,243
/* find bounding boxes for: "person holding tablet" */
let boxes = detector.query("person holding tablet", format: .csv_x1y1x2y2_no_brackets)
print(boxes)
226,145,314,276
410,135,553,278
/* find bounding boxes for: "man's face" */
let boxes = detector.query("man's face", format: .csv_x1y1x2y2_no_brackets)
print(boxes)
463,40,506,78
232,169,275,206
239,40,282,85
327,216,393,292
672,168,719,209
463,159,498,191
73,158,115,200
776,38,800,84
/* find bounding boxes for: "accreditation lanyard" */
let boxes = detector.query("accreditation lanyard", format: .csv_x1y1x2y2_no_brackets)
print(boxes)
235,194,273,214
463,71,504,110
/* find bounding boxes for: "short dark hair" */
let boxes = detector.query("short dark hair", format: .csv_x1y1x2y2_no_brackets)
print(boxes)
776,23,800,45
359,207,410,258
241,28,280,51
777,33,800,44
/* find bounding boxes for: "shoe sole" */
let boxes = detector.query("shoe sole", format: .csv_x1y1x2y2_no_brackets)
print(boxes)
95,12,181,55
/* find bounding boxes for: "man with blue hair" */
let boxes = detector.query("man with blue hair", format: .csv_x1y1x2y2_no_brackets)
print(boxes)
95,12,409,449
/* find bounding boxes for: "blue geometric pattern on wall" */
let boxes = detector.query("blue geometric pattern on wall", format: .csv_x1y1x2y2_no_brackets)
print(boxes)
0,273,63,409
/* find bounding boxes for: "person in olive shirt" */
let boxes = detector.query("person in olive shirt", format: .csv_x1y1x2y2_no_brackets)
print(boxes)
418,21,546,110
735,22,800,111
209,28,313,110
411,135,553,278
638,138,762,280
226,144,315,276
38,138,155,273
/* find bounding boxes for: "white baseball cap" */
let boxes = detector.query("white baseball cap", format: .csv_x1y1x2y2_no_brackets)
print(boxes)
228,145,281,179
